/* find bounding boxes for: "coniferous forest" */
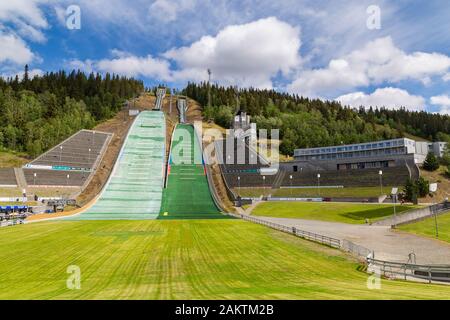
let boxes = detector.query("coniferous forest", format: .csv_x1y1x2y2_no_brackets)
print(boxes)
183,82,450,155
0,66,143,157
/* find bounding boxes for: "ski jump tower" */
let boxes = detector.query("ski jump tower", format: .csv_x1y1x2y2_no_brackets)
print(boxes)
154,87,166,110
177,97,188,123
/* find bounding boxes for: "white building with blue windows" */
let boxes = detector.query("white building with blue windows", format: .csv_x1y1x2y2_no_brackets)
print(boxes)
289,138,447,172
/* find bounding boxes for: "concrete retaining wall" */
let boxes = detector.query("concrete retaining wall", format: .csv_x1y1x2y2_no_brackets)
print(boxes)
374,202,450,226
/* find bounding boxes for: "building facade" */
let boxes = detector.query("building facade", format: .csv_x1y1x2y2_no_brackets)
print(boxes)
288,138,447,172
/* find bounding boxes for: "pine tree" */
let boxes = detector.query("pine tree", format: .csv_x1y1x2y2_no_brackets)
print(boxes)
423,152,440,171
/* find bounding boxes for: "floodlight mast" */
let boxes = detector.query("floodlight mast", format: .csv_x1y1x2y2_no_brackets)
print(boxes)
207,69,212,109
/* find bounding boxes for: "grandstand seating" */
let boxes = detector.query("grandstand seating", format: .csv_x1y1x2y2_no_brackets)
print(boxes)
23,169,87,187
0,169,18,186
215,138,268,169
214,138,279,189
26,130,110,171
280,167,413,188
215,136,416,191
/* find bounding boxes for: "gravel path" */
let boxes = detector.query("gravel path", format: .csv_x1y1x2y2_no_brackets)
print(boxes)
255,216,450,265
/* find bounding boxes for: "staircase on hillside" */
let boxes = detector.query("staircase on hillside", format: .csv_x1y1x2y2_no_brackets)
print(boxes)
271,169,286,190
14,168,27,190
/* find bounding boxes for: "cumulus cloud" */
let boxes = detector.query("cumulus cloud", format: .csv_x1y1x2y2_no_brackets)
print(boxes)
0,1,49,43
96,55,171,79
336,87,425,111
163,17,301,88
430,95,450,114
0,0,50,71
289,37,450,97
0,32,35,65
69,51,172,80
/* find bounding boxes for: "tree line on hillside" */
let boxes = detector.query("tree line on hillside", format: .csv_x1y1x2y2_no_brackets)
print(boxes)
183,82,450,155
0,66,143,157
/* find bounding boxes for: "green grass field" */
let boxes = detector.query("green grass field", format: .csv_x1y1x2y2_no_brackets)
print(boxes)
251,202,421,224
0,220,448,300
234,187,394,198
400,212,450,244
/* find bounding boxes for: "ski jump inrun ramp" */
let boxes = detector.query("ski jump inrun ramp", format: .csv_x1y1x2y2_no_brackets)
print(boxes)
72,111,166,220
69,111,226,220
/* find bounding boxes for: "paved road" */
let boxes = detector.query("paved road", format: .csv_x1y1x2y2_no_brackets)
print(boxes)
255,216,450,265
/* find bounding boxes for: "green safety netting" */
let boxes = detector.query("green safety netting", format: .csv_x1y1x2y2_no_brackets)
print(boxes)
70,111,165,220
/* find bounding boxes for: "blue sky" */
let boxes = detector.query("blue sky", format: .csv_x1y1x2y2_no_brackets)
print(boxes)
0,0,449,114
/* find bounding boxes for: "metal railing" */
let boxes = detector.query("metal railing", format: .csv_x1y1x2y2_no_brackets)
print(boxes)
341,239,373,260
230,213,341,249
367,257,450,283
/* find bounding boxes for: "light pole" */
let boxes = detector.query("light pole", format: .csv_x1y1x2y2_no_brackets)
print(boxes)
237,176,241,196
317,173,321,197
59,146,63,162
263,176,266,197
430,183,438,238
391,187,398,227
290,175,293,197
379,170,383,195
33,172,36,185
66,174,70,186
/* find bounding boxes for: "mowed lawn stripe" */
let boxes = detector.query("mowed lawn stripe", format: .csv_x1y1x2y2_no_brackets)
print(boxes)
251,202,422,224
0,220,449,299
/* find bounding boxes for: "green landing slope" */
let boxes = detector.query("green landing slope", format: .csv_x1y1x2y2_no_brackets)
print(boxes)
159,124,226,219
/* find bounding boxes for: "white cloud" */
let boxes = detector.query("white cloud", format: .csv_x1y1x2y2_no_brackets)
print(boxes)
289,37,450,97
68,59,95,74
430,94,450,109
14,20,47,43
149,0,196,22
336,87,425,111
96,55,171,79
53,5,67,27
0,32,35,65
163,17,301,88
443,73,450,82
69,51,172,80
1,68,44,80
0,1,48,28
438,107,450,115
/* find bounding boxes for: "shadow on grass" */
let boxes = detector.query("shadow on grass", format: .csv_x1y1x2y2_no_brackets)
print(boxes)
339,206,415,222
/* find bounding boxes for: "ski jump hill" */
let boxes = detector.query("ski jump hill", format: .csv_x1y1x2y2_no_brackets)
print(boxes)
70,111,225,220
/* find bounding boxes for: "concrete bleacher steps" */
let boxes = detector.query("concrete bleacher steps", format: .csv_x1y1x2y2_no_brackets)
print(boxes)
0,168,18,187
26,129,111,171
23,169,88,187
159,124,226,219
279,167,412,188
219,162,413,190
71,111,166,220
